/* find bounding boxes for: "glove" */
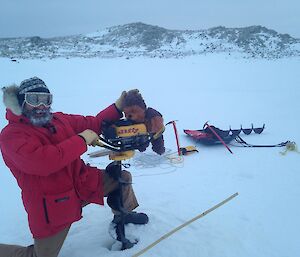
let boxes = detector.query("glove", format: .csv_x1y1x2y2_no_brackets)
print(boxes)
78,129,99,146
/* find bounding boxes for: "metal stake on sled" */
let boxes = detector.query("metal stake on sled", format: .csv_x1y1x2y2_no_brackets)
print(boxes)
204,122,233,154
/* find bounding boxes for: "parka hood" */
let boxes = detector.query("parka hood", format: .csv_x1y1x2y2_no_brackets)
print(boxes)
2,85,22,116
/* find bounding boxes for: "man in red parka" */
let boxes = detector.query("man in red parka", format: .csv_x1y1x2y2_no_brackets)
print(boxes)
0,77,148,257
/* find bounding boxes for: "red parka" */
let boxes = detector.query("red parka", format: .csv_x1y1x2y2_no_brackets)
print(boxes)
0,105,121,239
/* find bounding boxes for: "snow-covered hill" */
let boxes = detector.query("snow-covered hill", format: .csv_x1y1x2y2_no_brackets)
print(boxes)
1,22,300,60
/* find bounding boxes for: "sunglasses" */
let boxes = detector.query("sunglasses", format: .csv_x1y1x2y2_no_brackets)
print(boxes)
24,92,53,107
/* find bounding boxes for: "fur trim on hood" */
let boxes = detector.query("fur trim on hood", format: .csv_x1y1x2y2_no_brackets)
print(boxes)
2,85,22,116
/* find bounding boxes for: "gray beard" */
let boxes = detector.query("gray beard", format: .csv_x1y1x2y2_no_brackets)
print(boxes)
23,108,53,127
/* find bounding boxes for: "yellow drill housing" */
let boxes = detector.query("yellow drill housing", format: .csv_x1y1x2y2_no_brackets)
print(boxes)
115,123,148,138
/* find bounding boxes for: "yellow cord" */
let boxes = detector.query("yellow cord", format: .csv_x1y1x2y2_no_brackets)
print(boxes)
280,142,300,155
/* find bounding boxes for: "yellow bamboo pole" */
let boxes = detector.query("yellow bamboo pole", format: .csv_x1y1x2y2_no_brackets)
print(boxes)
132,192,239,257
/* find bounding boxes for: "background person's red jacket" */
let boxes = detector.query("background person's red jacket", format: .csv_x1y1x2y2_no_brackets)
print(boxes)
0,105,121,239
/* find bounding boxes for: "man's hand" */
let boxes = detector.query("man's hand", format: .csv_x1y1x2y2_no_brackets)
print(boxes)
78,129,99,145
115,91,127,111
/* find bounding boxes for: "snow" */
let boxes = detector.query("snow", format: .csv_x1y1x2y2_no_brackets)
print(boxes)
0,54,300,257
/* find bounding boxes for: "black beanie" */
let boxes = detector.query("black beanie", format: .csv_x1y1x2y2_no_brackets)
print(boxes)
17,77,50,106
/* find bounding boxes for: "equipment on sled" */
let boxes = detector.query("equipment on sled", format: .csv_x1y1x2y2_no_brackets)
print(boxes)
184,122,291,154
184,122,265,145
91,119,164,250
166,120,198,156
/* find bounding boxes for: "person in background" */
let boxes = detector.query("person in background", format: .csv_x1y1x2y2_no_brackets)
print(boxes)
0,77,148,257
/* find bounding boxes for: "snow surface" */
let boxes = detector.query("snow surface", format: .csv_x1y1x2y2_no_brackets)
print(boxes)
0,54,300,257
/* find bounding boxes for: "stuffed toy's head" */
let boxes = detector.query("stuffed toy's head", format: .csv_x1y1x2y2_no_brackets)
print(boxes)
123,90,147,123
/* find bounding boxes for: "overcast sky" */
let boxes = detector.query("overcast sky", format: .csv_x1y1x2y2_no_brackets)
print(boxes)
0,0,299,38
